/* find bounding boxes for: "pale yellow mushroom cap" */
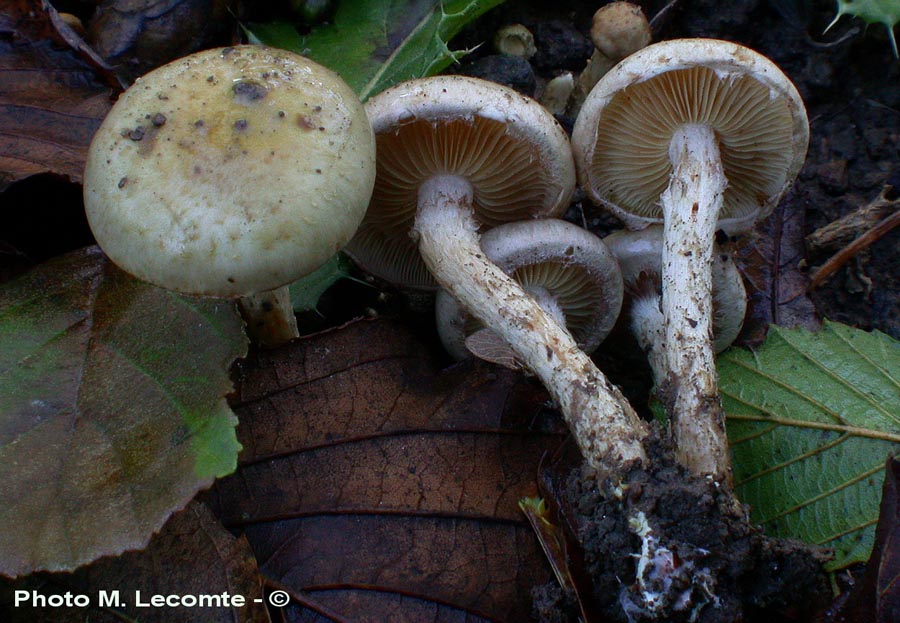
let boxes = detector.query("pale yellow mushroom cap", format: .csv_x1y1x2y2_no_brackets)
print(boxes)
573,39,809,234
84,45,376,297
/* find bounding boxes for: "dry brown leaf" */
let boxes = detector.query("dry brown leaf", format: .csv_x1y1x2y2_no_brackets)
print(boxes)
87,0,236,84
0,1,114,189
732,190,821,345
206,318,566,622
2,501,270,623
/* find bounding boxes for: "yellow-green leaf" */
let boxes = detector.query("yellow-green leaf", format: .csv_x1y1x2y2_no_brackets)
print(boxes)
248,0,506,101
0,247,247,576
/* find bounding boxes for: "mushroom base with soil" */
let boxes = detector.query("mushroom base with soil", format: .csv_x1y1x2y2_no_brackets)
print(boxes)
537,434,830,623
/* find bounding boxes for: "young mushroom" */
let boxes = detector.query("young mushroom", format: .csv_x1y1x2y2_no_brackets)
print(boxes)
574,2,652,112
604,225,746,390
83,45,376,347
345,75,647,474
436,219,624,366
572,39,808,482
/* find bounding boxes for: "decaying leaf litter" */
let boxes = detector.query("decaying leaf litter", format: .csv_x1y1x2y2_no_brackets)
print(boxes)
1,0,899,622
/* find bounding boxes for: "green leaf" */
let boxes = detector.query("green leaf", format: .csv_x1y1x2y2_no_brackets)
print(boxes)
0,247,248,576
826,0,899,57
288,253,361,312
720,321,900,570
248,0,507,100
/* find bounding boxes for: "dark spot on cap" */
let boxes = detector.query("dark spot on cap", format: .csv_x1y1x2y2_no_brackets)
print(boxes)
194,120,205,128
193,165,202,175
315,168,322,174
313,105,322,112
262,301,274,312
206,75,215,83
687,318,698,328
296,115,316,130
151,113,167,127
233,80,267,103
128,126,145,141
118,177,128,188
691,202,699,214
221,47,236,56
318,126,325,131
227,277,236,283
565,246,574,255
234,119,249,131
278,110,285,118
715,229,728,245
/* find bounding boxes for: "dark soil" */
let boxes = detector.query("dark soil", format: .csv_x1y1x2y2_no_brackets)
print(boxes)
536,434,830,622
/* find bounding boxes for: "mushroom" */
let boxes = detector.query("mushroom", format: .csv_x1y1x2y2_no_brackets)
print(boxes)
574,2,652,110
493,24,538,59
345,75,647,473
604,225,746,388
83,45,376,347
436,219,624,366
572,38,808,481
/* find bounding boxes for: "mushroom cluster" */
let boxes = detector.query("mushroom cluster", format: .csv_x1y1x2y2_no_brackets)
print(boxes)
84,45,376,347
573,38,808,481
346,75,648,473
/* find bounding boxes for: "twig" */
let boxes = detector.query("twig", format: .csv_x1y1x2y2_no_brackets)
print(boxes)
806,189,899,253
808,193,900,289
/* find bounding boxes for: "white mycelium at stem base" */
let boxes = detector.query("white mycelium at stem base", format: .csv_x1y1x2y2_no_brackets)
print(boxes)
660,123,729,481
413,174,647,472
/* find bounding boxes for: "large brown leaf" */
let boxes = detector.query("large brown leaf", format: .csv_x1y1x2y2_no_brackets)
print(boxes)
206,318,565,622
3,501,270,623
0,1,114,190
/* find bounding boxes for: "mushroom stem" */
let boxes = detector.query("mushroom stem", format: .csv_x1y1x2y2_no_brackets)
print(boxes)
660,123,731,483
238,287,299,347
524,285,568,329
413,174,648,474
630,293,668,386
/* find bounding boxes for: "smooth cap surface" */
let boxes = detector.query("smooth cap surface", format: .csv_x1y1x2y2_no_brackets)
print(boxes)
437,219,624,359
591,2,651,60
573,38,809,233
345,75,576,289
84,45,376,297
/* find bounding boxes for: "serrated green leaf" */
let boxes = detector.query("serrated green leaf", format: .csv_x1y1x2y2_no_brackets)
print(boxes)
248,0,506,100
826,0,900,57
0,247,248,576
720,321,900,570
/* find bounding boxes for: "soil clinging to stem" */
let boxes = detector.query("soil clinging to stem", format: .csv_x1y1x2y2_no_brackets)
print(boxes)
535,432,831,623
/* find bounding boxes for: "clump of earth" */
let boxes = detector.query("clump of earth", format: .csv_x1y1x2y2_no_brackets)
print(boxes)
533,434,830,622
